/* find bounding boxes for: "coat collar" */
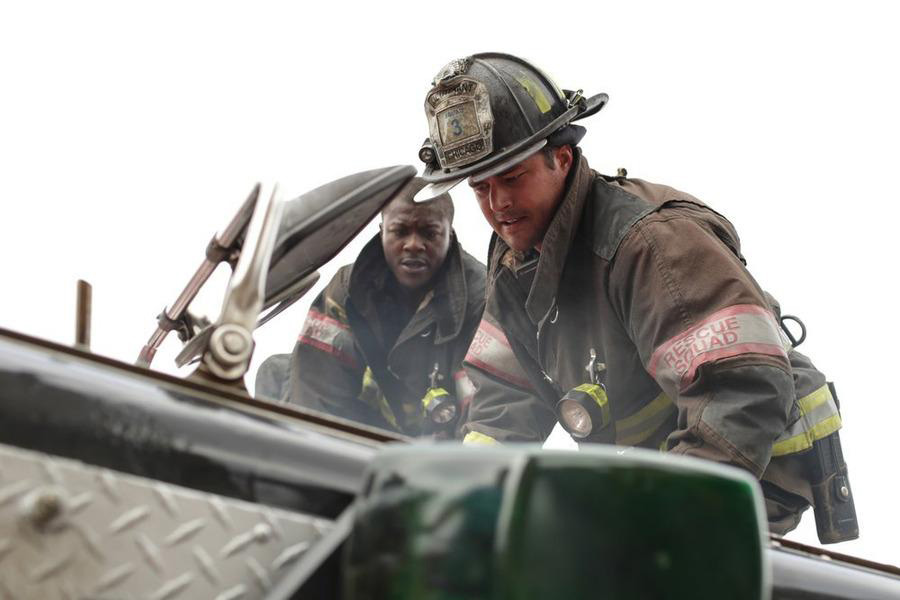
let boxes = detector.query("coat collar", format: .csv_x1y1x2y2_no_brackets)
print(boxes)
488,151,594,325
348,231,470,345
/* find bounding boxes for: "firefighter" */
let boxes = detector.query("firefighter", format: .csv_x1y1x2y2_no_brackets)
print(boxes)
287,178,485,438
416,53,855,538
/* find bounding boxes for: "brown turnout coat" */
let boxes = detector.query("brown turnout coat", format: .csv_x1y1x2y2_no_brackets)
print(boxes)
462,152,841,533
289,233,485,437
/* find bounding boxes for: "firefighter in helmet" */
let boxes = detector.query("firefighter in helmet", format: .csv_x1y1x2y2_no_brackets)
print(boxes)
284,178,485,438
417,53,856,540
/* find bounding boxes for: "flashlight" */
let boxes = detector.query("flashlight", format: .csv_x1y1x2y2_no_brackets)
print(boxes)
423,387,457,424
556,383,610,439
423,363,457,425
418,139,436,165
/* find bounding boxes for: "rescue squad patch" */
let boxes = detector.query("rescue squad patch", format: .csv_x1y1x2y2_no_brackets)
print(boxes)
464,319,532,389
298,309,358,368
648,304,786,392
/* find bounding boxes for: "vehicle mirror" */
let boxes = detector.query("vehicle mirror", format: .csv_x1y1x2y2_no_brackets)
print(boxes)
137,165,415,369
265,165,416,306
343,445,769,600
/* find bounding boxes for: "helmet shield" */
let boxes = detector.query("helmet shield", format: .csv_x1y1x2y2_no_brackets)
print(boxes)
425,77,494,170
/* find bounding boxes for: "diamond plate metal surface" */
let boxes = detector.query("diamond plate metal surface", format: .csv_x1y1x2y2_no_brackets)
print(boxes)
0,443,333,599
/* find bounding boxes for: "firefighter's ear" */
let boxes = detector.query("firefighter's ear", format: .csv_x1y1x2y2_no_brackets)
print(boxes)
555,144,574,174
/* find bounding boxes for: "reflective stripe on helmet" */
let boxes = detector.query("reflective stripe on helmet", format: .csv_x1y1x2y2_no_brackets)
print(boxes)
515,75,552,113
771,384,842,457
463,431,499,445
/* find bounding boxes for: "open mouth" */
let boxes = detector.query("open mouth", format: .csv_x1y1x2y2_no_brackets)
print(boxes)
400,258,428,272
498,215,526,229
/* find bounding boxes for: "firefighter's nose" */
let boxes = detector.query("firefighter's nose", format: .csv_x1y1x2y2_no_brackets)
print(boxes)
403,234,426,252
488,185,513,212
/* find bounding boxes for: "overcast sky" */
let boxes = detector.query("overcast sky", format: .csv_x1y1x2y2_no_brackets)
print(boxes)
2,1,898,565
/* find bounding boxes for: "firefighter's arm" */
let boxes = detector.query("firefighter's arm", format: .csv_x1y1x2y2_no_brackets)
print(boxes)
288,287,383,428
609,216,794,477
448,302,487,439
460,315,557,444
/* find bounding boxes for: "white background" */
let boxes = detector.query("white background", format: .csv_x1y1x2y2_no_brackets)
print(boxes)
2,0,898,565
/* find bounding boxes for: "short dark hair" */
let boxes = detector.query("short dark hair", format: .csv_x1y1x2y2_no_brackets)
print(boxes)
540,144,573,170
540,146,557,170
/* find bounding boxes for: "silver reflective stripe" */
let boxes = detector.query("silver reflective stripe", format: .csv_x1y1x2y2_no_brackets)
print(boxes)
298,309,357,368
464,319,533,389
772,384,842,456
454,370,476,405
649,304,787,393
614,393,675,447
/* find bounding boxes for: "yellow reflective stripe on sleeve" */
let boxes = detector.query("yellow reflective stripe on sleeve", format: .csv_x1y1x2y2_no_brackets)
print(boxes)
797,384,830,415
358,367,379,408
463,431,500,445
614,393,676,447
771,384,842,457
772,414,842,456
809,414,843,443
358,367,399,429
378,400,399,429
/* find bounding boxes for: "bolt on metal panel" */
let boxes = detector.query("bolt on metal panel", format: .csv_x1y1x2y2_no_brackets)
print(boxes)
0,443,332,599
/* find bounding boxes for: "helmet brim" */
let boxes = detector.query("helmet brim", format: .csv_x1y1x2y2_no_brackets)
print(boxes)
413,177,465,203
468,140,547,184
414,139,548,203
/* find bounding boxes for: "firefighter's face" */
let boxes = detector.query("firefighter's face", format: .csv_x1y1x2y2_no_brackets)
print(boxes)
381,203,451,291
470,145,573,252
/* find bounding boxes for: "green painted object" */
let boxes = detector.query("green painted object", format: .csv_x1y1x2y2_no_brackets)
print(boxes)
343,445,769,600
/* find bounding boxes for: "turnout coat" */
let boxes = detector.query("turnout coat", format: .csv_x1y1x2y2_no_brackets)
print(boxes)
289,233,485,437
462,152,842,533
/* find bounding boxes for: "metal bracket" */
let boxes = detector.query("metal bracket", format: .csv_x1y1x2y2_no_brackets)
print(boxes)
136,185,259,368
198,183,285,383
